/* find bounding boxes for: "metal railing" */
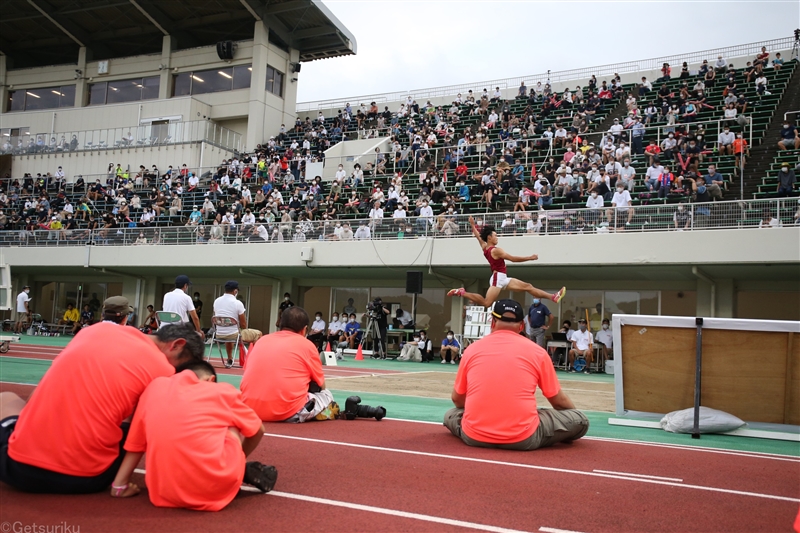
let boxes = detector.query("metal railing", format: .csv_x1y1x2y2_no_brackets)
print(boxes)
0,120,242,156
2,198,796,248
296,36,796,112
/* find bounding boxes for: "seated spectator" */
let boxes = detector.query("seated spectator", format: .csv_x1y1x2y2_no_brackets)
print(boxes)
339,313,360,349
705,164,726,198
307,312,326,352
58,303,79,333
569,318,593,374
394,307,414,329
212,281,263,368
241,306,384,423
718,126,735,155
440,331,461,364
326,313,343,350
778,120,800,150
595,318,613,363
585,191,604,224
0,309,203,494
397,333,423,362
109,360,277,509
607,183,634,229
772,52,784,70
444,299,588,450
759,211,781,228
777,163,796,197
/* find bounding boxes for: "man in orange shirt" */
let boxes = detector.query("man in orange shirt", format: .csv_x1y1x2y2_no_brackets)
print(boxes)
0,297,204,493
444,299,589,450
241,307,385,423
109,361,277,510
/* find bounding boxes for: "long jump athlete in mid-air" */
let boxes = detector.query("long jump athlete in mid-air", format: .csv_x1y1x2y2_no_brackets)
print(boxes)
447,216,566,308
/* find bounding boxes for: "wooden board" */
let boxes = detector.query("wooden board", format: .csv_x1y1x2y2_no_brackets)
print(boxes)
621,325,799,425
621,325,696,414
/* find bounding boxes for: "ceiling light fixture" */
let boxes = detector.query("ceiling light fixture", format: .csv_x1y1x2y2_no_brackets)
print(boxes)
192,75,204,82
218,71,232,79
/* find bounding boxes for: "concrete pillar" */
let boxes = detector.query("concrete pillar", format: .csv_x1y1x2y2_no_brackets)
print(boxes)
695,279,714,318
74,47,89,107
246,21,269,151
0,55,7,116
158,36,175,100
450,296,465,336
282,48,301,129
715,279,735,318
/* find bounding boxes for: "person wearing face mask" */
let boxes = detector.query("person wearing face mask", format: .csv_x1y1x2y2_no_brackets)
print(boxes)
339,313,361,350
645,159,664,193
526,298,552,348
673,202,693,230
619,158,636,192
777,162,796,197
569,319,594,374
778,121,800,151
213,281,262,368
608,182,634,229
276,293,294,329
397,333,423,362
733,133,749,172
717,126,735,156
15,286,32,334
326,314,343,350
440,331,461,364
307,312,326,352
594,318,613,367
133,232,148,245
660,133,677,161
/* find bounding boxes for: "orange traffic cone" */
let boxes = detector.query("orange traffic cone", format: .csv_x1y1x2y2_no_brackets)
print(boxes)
355,344,364,361
325,341,331,352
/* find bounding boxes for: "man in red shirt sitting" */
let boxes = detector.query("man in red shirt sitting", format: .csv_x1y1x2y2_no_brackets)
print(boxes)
444,299,589,450
241,306,385,423
0,297,205,493
109,360,277,510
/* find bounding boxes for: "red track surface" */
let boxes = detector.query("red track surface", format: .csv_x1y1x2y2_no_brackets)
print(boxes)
2,343,799,532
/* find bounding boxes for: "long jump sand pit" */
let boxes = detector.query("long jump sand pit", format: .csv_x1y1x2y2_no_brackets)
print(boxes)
327,371,616,412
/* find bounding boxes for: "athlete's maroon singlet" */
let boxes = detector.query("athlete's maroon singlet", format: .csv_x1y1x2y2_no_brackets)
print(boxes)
483,246,507,274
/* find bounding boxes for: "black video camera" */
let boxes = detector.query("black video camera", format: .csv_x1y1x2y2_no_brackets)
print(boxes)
366,297,383,319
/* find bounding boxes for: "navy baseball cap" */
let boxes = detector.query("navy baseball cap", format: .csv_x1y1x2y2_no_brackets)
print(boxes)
175,275,191,288
491,299,524,323
224,280,239,292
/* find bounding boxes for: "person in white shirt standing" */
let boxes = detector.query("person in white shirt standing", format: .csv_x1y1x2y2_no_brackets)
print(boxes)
15,286,32,334
569,319,594,374
607,183,634,229
212,281,262,368
162,275,203,339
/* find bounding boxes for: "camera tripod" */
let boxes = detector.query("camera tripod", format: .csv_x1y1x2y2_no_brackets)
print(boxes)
792,29,800,60
360,314,386,359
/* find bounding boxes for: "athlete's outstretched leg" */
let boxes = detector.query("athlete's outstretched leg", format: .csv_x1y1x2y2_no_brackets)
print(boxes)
507,279,566,303
447,286,502,308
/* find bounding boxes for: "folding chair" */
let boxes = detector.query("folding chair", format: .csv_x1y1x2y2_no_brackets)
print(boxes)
209,316,246,368
156,311,182,328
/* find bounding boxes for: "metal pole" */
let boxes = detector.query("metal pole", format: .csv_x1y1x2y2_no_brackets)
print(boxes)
692,317,704,439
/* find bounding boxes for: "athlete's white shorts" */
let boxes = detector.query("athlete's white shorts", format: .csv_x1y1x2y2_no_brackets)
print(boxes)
489,271,510,289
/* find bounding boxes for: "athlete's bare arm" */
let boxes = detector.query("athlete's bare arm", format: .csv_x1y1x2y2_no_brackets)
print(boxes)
469,216,489,250
491,246,538,263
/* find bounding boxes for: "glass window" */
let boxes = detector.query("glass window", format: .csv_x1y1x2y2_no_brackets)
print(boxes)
190,67,233,95
23,88,60,111
640,291,659,315
107,79,142,104
173,73,190,96
142,76,160,100
88,82,107,106
233,65,252,90
8,90,25,112
59,85,75,107
560,290,602,333
266,65,284,98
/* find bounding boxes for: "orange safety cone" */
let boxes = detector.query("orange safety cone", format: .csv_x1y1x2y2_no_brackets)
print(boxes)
325,341,331,352
355,344,364,361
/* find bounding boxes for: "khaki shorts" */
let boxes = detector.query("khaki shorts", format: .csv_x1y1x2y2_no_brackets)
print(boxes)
443,407,589,450
217,329,262,343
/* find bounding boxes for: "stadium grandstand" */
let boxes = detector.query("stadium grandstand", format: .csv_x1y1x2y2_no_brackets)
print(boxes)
0,2,799,531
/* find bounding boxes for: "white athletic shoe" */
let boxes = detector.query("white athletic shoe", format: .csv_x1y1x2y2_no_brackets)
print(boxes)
450,360,456,365
440,359,447,364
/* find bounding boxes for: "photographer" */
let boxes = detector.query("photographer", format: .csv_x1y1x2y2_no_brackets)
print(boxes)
369,297,390,358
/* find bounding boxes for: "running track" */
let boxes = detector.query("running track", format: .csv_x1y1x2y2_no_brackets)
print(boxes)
2,343,799,532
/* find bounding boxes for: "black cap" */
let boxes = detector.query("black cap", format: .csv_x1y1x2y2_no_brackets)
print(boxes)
491,299,524,323
175,275,191,288
578,318,587,324
224,280,239,292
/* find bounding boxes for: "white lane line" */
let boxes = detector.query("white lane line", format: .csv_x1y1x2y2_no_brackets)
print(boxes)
382,418,800,462
593,469,683,482
263,433,800,503
539,528,587,533
132,467,533,532
0,380,36,387
0,355,55,362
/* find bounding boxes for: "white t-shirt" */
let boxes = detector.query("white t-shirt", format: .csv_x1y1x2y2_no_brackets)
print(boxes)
161,288,195,325
212,293,246,336
596,329,613,350
646,165,664,181
369,208,384,220
255,225,269,241
586,195,604,208
611,190,632,209
17,291,31,313
327,319,343,335
572,329,594,351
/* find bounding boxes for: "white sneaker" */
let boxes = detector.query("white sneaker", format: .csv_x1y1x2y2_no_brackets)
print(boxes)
440,359,447,364
450,360,456,365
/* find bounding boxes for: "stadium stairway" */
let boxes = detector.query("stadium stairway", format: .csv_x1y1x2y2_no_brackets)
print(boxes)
593,96,629,134
741,62,800,199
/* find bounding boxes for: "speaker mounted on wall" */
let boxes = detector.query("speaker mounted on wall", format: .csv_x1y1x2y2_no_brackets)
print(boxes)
406,271,423,294
216,41,234,61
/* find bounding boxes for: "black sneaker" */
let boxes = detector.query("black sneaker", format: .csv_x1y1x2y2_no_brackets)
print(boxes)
244,462,278,493
224,359,233,369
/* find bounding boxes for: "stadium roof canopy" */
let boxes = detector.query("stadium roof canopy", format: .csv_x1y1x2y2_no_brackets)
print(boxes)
0,0,356,69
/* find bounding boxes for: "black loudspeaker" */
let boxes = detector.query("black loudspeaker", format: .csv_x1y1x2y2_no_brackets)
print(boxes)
293,62,302,73
406,271,423,294
216,41,234,61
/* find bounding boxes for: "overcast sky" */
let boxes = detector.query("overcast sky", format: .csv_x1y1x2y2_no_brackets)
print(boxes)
296,1,799,103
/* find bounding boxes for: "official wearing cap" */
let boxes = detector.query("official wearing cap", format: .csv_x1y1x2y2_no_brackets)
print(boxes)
444,299,589,450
